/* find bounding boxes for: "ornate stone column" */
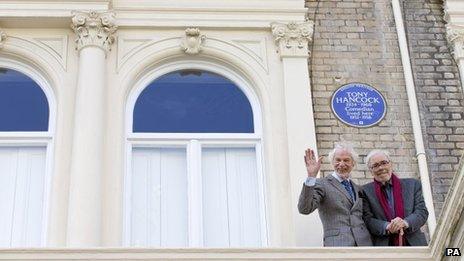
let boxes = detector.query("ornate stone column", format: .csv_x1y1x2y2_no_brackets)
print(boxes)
271,21,323,246
447,25,464,93
67,11,116,247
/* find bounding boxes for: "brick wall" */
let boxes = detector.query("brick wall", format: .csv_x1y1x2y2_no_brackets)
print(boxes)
402,0,463,217
306,0,419,182
305,0,462,218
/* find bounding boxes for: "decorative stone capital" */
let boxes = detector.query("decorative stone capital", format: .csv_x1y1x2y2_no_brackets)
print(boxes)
0,30,6,49
271,21,314,58
180,28,206,55
71,11,117,53
446,25,464,61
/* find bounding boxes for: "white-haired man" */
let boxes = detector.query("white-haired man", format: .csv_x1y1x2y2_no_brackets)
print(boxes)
362,150,428,246
298,143,372,246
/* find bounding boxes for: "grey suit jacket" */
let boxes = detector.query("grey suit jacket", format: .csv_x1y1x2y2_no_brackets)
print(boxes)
362,178,428,246
298,175,373,247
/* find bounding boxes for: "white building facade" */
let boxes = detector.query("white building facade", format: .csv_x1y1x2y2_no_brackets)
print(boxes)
0,0,463,260
0,0,324,248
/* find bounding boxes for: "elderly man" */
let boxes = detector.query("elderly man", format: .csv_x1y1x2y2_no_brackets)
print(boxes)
298,143,372,246
362,150,428,246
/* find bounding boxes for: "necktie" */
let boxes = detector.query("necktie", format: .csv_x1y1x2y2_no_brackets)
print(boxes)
382,184,395,216
341,180,355,201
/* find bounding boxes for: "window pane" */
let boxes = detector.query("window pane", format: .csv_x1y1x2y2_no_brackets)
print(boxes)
133,70,254,133
0,147,46,247
130,147,188,247
0,68,49,131
202,147,262,247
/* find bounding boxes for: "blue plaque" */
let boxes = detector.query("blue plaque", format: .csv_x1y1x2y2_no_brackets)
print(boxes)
331,83,386,128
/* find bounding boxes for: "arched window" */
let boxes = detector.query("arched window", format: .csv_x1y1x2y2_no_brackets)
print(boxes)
0,67,53,247
133,70,254,133
125,69,267,247
0,68,49,131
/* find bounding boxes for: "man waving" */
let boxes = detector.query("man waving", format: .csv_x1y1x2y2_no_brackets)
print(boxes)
298,143,372,247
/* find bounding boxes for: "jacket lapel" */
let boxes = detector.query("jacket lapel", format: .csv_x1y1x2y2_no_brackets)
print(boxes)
327,175,353,204
400,179,411,216
351,181,362,210
367,183,388,221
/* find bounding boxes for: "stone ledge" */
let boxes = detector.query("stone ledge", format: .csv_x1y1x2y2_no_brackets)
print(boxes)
0,247,432,260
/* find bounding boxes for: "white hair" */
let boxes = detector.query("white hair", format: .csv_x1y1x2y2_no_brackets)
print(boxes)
365,149,391,167
328,142,359,164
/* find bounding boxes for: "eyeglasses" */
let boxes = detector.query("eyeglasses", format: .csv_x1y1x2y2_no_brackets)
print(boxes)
369,160,390,169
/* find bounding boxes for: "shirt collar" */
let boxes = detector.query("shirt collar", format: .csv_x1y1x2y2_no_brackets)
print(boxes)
331,172,350,183
382,178,393,188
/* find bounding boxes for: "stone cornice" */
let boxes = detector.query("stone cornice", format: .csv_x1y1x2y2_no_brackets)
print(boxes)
271,21,314,58
0,1,109,20
446,25,464,61
0,2,306,29
71,11,117,53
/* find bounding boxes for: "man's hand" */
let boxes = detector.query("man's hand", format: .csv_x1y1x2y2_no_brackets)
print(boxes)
304,148,323,178
386,217,408,234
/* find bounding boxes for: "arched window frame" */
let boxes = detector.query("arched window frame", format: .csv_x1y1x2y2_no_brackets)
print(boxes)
0,57,56,247
124,60,268,247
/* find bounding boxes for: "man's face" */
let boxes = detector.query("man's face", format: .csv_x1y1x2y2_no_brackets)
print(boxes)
368,153,393,184
331,149,354,179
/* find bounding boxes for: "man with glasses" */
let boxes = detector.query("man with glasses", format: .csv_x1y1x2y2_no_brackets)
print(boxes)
298,143,372,246
362,150,428,246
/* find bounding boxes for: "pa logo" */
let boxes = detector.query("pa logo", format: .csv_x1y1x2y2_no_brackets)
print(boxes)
445,248,461,256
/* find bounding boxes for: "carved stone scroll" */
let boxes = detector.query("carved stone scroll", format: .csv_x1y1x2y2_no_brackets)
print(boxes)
181,28,206,55
71,11,117,53
271,21,314,58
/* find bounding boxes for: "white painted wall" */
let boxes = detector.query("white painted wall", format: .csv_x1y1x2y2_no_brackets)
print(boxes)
0,0,324,248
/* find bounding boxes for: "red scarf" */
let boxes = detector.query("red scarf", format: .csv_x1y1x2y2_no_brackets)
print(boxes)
374,173,404,246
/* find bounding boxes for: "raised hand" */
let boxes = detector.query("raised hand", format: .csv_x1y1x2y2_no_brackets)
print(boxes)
304,148,323,178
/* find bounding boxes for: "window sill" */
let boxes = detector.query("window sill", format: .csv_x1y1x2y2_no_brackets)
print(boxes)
0,246,432,260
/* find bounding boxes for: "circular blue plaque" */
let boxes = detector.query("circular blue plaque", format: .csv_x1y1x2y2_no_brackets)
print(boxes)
331,83,387,128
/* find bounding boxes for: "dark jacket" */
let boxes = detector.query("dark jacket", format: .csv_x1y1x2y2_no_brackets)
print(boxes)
362,178,428,246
